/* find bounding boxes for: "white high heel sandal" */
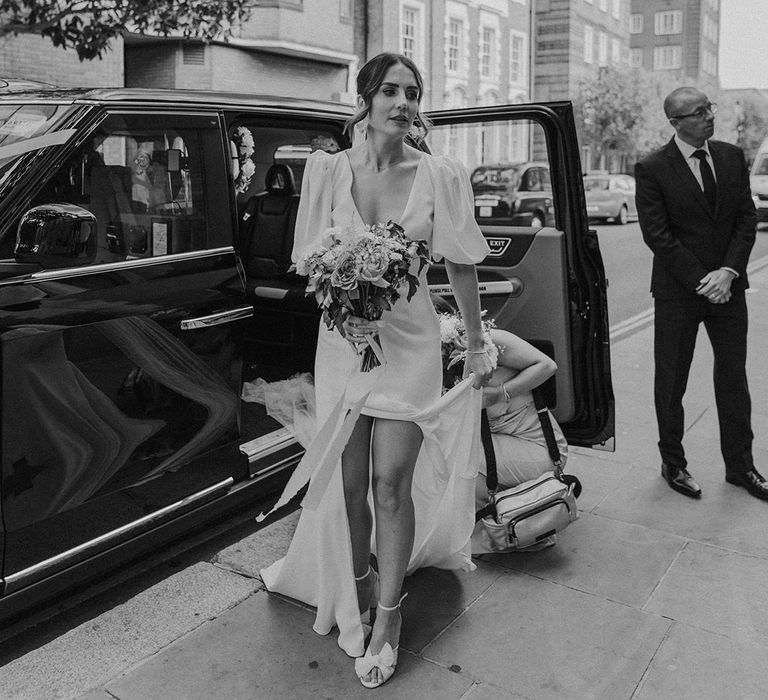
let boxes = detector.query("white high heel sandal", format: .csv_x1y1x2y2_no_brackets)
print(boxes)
354,592,408,689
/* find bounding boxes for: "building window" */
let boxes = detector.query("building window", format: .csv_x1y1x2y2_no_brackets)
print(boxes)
183,44,206,65
611,37,620,65
448,19,462,73
654,10,683,35
480,27,495,79
630,14,643,33
339,0,352,20
704,17,719,43
612,0,620,20
630,48,643,67
598,31,607,65
653,45,682,69
401,6,418,60
702,49,717,75
584,25,594,64
509,31,527,85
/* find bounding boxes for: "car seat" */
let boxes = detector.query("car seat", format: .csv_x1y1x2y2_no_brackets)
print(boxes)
240,163,299,279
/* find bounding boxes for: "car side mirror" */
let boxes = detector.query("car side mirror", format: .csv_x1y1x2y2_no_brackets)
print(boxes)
15,203,97,268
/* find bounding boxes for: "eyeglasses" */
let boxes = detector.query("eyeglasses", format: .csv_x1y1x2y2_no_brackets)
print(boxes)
672,103,717,120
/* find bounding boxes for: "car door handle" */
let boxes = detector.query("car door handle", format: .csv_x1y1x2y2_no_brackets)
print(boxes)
180,305,253,330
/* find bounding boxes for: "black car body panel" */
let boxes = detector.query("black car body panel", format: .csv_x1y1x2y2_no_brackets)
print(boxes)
0,88,613,621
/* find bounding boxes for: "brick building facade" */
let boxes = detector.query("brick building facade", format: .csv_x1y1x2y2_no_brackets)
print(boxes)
629,0,720,94
0,32,123,87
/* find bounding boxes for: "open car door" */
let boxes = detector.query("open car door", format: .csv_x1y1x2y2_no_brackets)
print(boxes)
424,102,614,449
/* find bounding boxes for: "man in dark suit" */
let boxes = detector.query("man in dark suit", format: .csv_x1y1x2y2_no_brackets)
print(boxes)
635,86,767,501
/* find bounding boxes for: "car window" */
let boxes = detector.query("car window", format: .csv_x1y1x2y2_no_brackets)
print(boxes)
753,155,768,176
426,118,557,226
584,178,609,191
228,122,342,204
26,112,229,265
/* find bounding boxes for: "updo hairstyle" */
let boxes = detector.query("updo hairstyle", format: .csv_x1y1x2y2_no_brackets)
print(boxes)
345,52,431,142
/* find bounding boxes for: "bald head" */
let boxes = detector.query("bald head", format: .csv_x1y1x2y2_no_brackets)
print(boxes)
664,87,707,119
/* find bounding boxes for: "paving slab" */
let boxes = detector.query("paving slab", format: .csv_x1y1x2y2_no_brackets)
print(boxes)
463,681,528,699
555,452,632,513
595,467,768,558
577,419,661,473
0,563,258,700
481,512,685,608
634,621,768,700
645,541,768,648
102,590,474,700
400,560,503,653
422,570,671,700
214,509,299,580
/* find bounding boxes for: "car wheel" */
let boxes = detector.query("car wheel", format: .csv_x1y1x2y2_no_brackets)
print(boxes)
616,205,628,225
531,212,544,228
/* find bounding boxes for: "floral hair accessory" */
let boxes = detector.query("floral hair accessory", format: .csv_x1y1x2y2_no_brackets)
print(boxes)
438,310,498,389
233,126,256,194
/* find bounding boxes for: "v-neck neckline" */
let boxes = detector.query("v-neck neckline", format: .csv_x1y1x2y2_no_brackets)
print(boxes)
344,150,424,229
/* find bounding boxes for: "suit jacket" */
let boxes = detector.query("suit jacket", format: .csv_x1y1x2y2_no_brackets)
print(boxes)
635,138,757,299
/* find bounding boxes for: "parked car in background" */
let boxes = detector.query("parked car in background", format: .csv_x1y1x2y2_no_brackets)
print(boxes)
471,161,554,227
750,146,768,226
583,173,637,225
0,86,613,622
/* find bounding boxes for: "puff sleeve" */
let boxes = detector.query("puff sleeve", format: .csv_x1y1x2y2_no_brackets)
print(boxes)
292,150,333,263
431,156,490,264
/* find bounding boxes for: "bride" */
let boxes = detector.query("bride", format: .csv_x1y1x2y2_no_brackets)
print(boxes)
259,52,494,689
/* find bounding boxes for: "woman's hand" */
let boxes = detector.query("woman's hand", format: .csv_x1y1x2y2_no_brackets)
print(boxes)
463,350,494,390
481,384,502,408
342,314,381,346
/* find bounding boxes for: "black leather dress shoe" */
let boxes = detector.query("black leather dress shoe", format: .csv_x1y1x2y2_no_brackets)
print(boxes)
726,469,768,501
661,462,702,498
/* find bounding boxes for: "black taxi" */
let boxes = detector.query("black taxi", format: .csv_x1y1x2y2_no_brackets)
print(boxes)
0,86,614,620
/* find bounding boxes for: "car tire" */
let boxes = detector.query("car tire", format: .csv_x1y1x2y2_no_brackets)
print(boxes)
615,205,628,225
531,212,544,228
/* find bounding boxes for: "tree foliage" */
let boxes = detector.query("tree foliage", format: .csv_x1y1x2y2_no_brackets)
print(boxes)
715,92,768,164
0,1,253,61
574,66,682,170
573,66,647,171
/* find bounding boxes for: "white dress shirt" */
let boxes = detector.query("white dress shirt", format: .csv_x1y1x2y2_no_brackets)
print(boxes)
674,134,717,190
673,135,737,278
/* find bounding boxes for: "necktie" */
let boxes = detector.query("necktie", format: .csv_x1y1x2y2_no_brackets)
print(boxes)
692,149,717,212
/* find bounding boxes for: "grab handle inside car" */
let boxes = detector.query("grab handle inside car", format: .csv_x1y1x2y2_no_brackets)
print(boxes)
428,279,523,298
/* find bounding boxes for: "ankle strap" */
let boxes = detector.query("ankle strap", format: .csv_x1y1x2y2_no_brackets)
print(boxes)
353,565,373,581
377,592,408,611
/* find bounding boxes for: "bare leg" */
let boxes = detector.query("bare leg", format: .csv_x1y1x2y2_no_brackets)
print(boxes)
363,417,423,684
342,414,374,612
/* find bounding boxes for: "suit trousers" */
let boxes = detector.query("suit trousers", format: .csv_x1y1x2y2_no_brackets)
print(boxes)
654,294,753,475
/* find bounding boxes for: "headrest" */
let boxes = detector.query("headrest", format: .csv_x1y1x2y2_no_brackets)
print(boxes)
265,163,296,195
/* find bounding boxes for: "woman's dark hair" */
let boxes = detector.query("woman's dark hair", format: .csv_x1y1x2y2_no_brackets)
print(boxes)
345,52,431,141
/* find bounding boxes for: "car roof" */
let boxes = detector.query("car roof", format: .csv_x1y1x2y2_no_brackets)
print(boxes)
0,85,354,118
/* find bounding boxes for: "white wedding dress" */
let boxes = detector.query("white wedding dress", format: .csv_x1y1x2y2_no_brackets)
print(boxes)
259,149,490,657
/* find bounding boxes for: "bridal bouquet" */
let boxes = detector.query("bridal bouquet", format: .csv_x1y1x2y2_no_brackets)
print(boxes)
293,221,430,371
438,310,498,390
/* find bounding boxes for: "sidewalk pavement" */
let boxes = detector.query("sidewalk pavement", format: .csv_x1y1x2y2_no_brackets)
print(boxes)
4,270,768,700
